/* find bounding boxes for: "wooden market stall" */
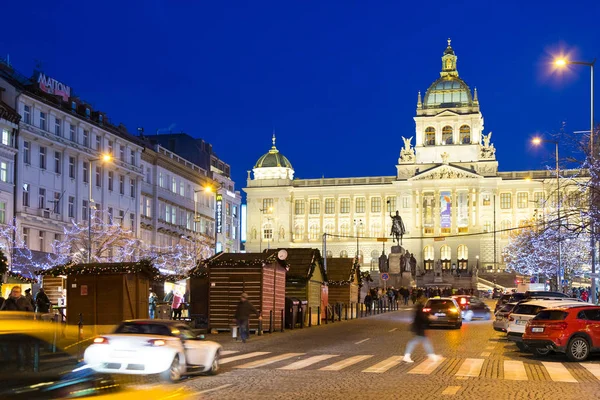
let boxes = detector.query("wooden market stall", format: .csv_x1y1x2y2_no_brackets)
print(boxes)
39,260,158,326
204,251,288,332
281,248,327,326
326,258,360,318
187,266,210,328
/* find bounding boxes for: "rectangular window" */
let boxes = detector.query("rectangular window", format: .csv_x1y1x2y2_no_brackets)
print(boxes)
24,141,30,164
38,188,46,209
226,202,231,216
171,177,177,193
69,156,75,178
39,231,45,251
325,198,335,214
69,124,76,141
355,197,366,213
371,197,381,213
130,179,136,198
482,194,491,206
119,175,125,195
158,172,164,188
83,130,89,147
23,228,29,247
179,181,185,197
403,197,410,208
233,205,238,218
82,200,88,220
68,196,75,218
108,207,114,223
54,233,61,243
119,210,125,226
40,112,46,130
309,199,320,214
144,197,152,217
95,166,101,187
23,188,30,207
130,213,135,229
500,193,512,209
119,145,125,162
95,135,101,151
39,146,46,169
108,171,113,191
386,197,397,212
534,192,544,207
295,200,305,215
340,198,350,214
1,129,10,146
517,192,528,209
83,162,89,183
0,162,7,182
54,118,61,136
54,151,61,174
130,149,135,165
0,202,5,224
262,198,274,213
53,192,60,213
108,140,113,155
23,105,31,124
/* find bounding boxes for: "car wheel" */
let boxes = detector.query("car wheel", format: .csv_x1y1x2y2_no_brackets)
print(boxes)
464,311,474,322
533,347,551,357
515,342,529,352
567,336,590,362
161,355,182,383
207,352,220,375
454,322,462,329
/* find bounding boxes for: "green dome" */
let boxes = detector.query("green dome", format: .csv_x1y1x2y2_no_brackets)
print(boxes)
254,136,293,169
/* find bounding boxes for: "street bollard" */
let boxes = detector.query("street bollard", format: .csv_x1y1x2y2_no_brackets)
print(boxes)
269,310,274,333
281,309,285,332
258,316,263,336
77,313,83,360
325,306,328,324
308,307,312,327
300,310,305,328
338,304,342,321
317,306,321,326
344,304,348,320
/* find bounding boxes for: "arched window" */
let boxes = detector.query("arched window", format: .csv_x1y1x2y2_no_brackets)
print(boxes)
441,245,451,260
370,250,380,272
457,244,468,260
459,125,471,144
442,126,453,145
251,228,257,240
423,245,434,270
355,250,364,264
500,220,511,239
425,127,435,146
340,250,348,258
324,223,335,236
340,223,350,236
370,221,381,238
309,224,320,240
356,223,365,237
326,250,333,258
294,225,304,241
263,223,273,240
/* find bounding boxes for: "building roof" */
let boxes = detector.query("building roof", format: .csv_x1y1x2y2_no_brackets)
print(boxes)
325,258,358,283
276,248,327,282
197,251,289,270
254,134,293,169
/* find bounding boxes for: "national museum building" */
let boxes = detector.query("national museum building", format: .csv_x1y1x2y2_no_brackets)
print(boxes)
244,41,562,277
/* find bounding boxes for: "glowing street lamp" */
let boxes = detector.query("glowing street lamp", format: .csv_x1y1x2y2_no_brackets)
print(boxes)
87,154,113,263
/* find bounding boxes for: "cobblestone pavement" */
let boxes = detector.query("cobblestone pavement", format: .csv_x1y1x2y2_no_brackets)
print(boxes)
149,306,600,399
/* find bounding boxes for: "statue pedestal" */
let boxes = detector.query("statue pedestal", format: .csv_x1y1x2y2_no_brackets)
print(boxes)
388,253,402,274
390,246,402,254
401,271,414,287
433,263,444,284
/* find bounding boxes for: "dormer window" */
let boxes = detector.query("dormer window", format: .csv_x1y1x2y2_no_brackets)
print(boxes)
442,126,453,145
99,114,103,123
85,108,90,118
425,127,435,146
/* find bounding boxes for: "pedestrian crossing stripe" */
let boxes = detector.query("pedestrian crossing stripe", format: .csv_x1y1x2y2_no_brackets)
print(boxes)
220,352,599,383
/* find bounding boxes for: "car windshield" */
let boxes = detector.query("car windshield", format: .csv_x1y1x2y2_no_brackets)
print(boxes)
512,304,545,315
508,293,526,303
533,310,569,321
498,304,516,313
114,322,173,336
426,300,455,308
499,294,511,304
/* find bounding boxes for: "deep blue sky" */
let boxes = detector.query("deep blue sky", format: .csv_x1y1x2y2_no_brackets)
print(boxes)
1,1,598,192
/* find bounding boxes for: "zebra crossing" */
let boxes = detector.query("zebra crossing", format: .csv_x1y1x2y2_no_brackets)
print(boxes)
219,350,600,383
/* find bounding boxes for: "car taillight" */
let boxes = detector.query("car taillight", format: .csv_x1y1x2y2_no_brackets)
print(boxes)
548,322,568,330
422,308,431,313
93,337,109,345
448,308,459,313
460,298,468,305
147,339,167,347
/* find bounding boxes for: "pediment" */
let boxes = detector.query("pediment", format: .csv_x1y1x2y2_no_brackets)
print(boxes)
409,164,482,181
434,110,460,117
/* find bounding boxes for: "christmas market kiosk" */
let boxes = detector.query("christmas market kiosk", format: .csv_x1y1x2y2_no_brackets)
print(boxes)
326,258,361,318
280,248,327,326
39,260,159,326
203,251,289,332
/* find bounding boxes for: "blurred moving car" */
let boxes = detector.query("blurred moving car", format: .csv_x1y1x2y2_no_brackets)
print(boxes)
523,305,600,361
84,320,222,382
422,297,462,329
493,302,517,332
506,299,584,352
452,296,491,321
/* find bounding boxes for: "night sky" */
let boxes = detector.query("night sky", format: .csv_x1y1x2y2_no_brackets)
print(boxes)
1,1,598,193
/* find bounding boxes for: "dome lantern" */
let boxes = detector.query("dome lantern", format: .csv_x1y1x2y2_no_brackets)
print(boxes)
252,134,294,180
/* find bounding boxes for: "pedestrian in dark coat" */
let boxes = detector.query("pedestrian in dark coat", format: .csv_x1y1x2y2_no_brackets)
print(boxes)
234,293,260,343
35,288,51,313
402,295,440,363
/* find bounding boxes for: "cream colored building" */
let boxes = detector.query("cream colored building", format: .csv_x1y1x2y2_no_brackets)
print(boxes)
244,41,562,275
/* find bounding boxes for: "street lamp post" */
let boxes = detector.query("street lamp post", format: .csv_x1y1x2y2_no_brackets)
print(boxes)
532,137,561,290
259,207,273,252
354,219,362,263
203,185,221,255
87,154,112,263
554,57,596,302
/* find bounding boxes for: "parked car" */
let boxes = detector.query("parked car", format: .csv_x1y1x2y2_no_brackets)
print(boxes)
523,305,600,361
84,320,222,382
493,302,517,332
495,294,514,313
422,297,462,329
506,299,584,352
452,296,491,321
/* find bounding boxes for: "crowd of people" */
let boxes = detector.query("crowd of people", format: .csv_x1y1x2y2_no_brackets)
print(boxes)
0,286,51,313
362,286,476,311
571,286,597,302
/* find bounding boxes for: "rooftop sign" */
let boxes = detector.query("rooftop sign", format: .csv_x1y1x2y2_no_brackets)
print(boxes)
36,72,71,102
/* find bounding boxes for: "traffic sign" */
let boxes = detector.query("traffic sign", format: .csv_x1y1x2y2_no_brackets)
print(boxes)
381,273,389,281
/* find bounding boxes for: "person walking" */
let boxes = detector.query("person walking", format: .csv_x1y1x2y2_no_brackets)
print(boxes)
24,288,35,310
35,288,51,313
0,286,34,311
402,295,440,363
364,293,373,315
149,290,158,319
234,293,261,343
171,291,183,320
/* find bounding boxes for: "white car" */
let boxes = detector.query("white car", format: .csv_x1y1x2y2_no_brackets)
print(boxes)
84,320,222,382
493,302,517,332
506,299,584,352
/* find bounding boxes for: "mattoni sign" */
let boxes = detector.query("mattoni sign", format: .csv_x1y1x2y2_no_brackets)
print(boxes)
37,72,71,102
216,194,223,234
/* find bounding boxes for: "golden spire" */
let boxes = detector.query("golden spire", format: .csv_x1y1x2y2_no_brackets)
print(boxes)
447,38,451,46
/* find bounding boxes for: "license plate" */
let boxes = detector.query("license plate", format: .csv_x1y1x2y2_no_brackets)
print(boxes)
532,327,544,333
516,320,527,325
435,313,446,317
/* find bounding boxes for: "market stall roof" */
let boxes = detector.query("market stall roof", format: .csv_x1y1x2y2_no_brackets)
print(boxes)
325,258,359,284
189,250,288,277
36,259,161,279
275,248,326,282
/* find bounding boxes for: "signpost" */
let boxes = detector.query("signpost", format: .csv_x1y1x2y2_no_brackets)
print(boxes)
381,272,389,291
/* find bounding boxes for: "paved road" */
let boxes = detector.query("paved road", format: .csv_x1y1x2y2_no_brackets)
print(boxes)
166,306,600,399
